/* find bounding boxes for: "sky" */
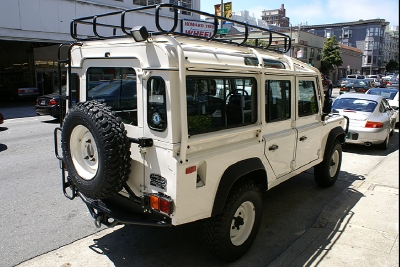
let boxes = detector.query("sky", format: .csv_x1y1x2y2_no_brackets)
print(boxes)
200,0,399,27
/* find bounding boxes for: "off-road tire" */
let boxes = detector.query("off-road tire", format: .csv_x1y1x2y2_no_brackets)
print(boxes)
314,140,342,187
61,101,131,199
204,182,262,262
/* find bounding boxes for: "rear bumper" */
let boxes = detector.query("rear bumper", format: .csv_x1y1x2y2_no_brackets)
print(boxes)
345,126,388,145
35,105,60,117
78,192,172,228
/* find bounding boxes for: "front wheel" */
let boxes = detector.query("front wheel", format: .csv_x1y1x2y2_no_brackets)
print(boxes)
314,140,342,187
204,182,262,262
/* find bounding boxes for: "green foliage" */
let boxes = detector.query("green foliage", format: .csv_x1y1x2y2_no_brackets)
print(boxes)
320,36,343,74
386,60,399,72
245,39,269,48
188,115,212,132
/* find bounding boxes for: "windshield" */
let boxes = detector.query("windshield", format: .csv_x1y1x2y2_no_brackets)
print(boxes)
367,89,397,100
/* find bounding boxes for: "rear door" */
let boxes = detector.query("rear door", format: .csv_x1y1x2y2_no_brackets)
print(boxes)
294,77,323,168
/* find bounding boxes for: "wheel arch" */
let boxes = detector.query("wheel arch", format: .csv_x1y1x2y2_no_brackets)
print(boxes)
211,157,267,217
324,126,346,158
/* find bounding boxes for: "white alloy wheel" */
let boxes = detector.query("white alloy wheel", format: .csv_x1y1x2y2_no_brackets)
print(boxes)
230,201,256,246
329,148,340,177
69,125,99,180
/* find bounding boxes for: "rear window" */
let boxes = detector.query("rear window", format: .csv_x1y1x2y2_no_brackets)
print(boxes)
332,98,377,112
87,67,137,125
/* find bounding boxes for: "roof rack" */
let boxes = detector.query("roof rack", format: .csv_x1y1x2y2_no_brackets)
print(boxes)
70,4,291,53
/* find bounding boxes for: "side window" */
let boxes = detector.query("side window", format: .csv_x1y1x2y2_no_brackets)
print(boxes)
147,77,167,131
379,100,388,113
186,76,257,135
265,80,291,122
381,98,390,112
87,67,137,125
298,80,318,117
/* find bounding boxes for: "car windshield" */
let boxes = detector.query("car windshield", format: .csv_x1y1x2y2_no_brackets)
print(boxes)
332,98,377,112
367,89,398,100
345,79,368,86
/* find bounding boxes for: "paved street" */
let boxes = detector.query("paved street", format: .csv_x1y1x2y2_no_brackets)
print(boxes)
1,100,398,267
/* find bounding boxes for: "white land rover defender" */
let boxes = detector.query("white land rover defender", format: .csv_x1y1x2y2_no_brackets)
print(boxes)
54,4,348,262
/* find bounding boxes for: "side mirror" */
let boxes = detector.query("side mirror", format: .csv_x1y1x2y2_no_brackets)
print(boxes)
322,97,332,114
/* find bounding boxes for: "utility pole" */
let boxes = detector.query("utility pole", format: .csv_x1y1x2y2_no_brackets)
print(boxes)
220,0,224,29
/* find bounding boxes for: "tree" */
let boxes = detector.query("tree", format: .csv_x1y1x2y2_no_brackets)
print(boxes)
320,36,343,75
386,60,399,72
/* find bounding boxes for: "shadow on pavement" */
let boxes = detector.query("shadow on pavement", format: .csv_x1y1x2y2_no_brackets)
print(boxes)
0,100,37,120
84,170,364,267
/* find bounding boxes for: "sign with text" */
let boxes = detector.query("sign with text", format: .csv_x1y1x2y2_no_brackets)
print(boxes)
182,20,215,38
214,2,232,18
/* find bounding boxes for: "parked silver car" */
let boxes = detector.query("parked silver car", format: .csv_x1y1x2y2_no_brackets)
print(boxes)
332,93,396,149
365,88,399,123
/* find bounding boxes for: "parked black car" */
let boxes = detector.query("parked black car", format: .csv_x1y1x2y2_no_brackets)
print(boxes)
35,86,66,119
339,79,371,94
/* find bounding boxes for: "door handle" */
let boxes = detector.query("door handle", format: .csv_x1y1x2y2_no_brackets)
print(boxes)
299,136,307,141
269,144,279,151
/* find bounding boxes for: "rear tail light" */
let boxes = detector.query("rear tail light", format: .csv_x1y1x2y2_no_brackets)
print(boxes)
149,194,173,215
49,99,57,105
365,121,383,128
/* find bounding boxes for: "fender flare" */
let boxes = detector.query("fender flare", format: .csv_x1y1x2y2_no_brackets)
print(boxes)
211,157,267,217
324,126,346,159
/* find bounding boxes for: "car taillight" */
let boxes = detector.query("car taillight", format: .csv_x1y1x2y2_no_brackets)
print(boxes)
149,194,173,215
49,99,57,105
365,121,383,128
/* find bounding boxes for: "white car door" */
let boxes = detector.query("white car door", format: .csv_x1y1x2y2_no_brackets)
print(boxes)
263,77,297,178
295,78,323,169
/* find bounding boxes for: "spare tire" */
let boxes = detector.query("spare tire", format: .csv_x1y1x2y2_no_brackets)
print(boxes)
61,101,131,199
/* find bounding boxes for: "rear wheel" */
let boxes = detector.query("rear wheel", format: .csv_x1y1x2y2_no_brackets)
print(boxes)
314,140,342,187
377,130,390,150
204,182,262,262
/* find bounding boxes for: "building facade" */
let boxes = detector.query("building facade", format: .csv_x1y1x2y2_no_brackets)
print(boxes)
300,19,395,75
0,0,200,98
261,4,289,27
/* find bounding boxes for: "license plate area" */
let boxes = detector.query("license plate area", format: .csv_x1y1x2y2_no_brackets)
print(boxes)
346,132,359,140
40,100,46,105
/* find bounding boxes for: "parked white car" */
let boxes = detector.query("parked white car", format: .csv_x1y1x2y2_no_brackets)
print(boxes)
332,93,396,149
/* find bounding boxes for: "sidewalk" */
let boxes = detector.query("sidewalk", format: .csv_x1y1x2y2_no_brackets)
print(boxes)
268,150,399,267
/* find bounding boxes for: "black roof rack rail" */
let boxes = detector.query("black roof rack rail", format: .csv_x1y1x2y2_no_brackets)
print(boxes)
70,3,291,53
